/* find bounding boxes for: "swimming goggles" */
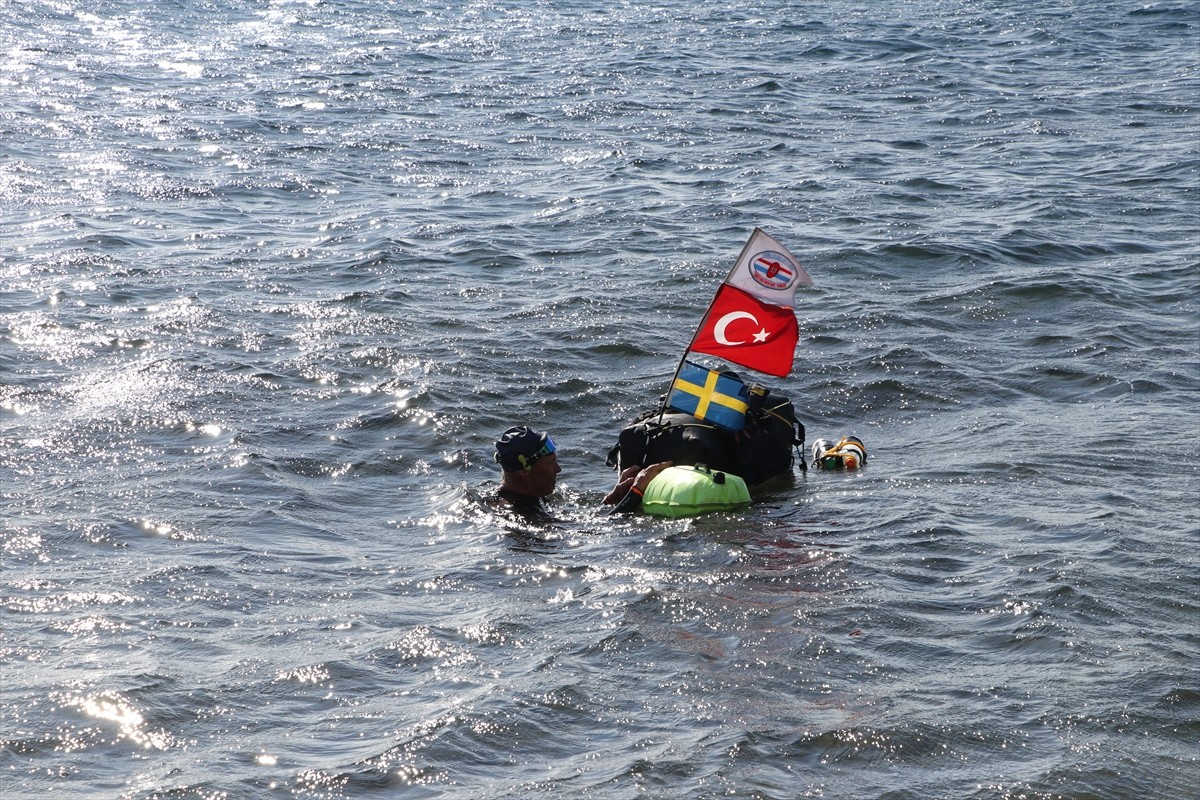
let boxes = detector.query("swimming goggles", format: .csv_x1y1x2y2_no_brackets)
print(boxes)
517,436,556,470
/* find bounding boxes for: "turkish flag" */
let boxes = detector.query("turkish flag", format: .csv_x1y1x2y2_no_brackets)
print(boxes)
691,284,799,377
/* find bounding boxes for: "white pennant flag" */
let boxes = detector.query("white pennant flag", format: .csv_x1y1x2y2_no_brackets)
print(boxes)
722,227,813,309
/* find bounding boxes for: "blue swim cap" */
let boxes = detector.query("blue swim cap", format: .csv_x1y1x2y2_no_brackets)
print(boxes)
494,426,556,472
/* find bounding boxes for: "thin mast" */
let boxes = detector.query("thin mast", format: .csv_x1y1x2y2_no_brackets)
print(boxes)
655,229,764,420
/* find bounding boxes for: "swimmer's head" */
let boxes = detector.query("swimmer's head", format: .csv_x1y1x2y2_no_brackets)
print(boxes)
496,426,561,499
494,426,556,473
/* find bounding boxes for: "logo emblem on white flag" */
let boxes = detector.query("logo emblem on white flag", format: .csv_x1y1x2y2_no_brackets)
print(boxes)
725,228,812,308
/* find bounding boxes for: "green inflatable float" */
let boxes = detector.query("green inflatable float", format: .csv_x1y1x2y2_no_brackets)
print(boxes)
640,465,751,518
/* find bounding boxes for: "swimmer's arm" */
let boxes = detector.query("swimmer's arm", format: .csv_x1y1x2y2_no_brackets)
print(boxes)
603,462,672,515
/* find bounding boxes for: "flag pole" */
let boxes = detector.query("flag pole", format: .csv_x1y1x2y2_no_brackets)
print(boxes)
655,229,765,423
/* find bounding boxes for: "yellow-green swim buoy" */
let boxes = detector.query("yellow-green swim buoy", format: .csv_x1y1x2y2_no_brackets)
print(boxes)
641,465,751,518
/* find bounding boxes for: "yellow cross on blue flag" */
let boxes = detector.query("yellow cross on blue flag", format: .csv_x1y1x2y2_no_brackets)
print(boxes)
668,361,751,433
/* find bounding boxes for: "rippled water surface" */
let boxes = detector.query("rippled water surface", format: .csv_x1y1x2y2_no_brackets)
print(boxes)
2,1,1198,798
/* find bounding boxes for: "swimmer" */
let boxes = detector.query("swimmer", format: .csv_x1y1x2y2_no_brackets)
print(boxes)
493,426,670,520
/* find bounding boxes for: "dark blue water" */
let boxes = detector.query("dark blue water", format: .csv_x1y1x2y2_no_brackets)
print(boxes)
2,1,1198,798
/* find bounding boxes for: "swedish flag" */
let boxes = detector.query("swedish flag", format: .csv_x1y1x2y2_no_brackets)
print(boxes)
668,362,750,433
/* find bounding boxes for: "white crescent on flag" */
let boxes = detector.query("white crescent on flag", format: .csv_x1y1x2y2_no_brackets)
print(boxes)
712,311,759,345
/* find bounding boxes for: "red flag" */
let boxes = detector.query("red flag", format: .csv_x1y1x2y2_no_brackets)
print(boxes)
691,284,799,377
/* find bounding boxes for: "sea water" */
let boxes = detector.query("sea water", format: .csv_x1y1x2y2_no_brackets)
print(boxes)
2,1,1198,798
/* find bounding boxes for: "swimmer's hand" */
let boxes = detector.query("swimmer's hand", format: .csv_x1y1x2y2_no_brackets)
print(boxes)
602,461,672,504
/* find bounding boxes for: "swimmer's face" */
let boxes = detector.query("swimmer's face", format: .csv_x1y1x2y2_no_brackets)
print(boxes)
526,452,561,497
